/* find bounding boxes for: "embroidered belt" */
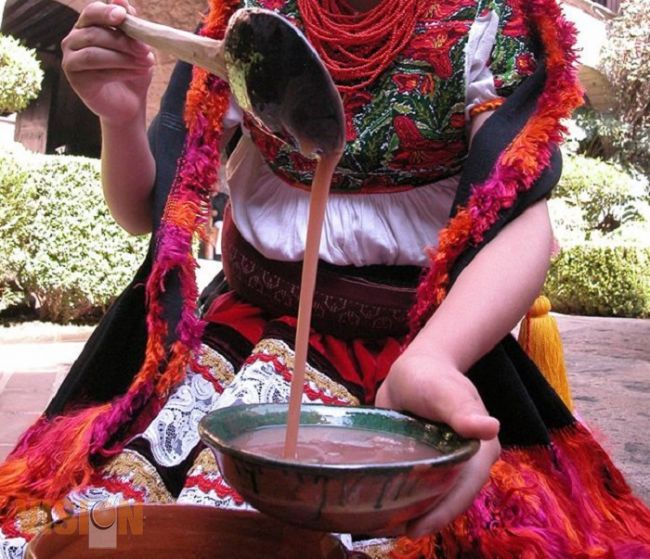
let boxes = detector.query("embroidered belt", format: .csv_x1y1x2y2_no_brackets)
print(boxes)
221,209,420,339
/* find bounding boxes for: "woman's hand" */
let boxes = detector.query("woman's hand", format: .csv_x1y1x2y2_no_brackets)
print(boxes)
61,0,154,127
375,350,501,538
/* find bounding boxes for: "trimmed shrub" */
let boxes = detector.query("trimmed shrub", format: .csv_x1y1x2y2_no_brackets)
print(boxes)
545,154,650,317
544,245,650,318
0,34,43,115
554,154,647,237
0,144,33,312
0,146,148,322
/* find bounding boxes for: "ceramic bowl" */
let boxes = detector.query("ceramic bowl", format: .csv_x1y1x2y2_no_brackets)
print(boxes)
25,505,348,559
199,403,479,534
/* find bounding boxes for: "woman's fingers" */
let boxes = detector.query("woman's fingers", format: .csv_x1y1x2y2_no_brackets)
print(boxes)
64,0,151,58
375,356,501,537
406,438,501,538
64,25,150,57
63,46,154,73
377,365,499,441
73,68,154,84
441,384,500,441
74,1,128,29
109,0,137,16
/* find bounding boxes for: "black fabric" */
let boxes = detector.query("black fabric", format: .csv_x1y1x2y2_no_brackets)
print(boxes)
448,61,562,285
467,335,574,447
46,61,194,416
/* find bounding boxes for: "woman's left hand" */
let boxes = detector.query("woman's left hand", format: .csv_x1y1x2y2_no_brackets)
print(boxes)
375,350,501,538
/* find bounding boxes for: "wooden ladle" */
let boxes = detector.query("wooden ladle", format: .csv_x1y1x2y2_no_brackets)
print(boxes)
56,2,345,156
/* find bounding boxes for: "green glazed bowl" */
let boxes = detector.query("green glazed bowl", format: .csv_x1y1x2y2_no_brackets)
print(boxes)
199,404,479,534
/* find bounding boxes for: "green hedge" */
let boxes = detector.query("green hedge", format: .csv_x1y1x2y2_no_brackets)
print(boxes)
554,154,647,237
0,145,148,323
545,154,650,318
0,34,43,114
544,245,650,318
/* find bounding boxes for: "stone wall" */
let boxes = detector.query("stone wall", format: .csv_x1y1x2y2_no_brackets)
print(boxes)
132,0,206,124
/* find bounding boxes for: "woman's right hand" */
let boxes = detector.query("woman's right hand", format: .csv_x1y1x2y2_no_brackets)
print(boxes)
61,0,155,127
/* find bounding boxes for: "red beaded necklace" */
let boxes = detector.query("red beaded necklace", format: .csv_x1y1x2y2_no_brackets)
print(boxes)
297,0,425,94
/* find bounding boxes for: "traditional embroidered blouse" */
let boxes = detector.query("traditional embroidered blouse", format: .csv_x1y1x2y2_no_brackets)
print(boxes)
225,0,536,266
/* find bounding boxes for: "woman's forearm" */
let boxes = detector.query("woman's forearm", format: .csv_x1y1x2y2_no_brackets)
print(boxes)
407,199,553,373
100,113,156,236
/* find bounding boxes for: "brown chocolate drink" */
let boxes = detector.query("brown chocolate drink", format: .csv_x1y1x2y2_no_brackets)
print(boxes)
283,152,342,458
238,425,441,465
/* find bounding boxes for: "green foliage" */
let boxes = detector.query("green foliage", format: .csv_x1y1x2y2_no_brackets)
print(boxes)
545,154,650,318
567,107,650,181
0,34,43,114
0,144,33,311
544,245,650,318
600,0,650,133
597,0,650,179
553,154,648,238
0,146,148,323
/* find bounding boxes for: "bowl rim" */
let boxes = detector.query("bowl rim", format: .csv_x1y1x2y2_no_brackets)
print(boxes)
198,403,480,474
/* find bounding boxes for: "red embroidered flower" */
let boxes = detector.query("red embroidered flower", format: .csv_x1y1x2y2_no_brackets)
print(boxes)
516,52,536,76
392,73,436,97
343,91,372,142
393,115,424,145
423,0,477,20
289,151,316,173
450,112,465,129
502,0,529,37
260,0,284,9
247,119,282,161
420,74,435,96
405,23,468,79
392,73,419,93
390,115,465,169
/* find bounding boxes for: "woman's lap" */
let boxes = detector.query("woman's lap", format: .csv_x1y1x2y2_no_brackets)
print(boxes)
4,291,650,558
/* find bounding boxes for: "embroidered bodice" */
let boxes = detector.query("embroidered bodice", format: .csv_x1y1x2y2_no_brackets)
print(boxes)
240,0,536,193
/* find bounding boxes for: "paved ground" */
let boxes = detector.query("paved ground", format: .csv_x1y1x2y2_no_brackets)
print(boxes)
554,315,650,505
0,313,648,505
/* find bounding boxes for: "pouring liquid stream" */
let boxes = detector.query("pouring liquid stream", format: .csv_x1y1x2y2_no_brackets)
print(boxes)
283,151,342,459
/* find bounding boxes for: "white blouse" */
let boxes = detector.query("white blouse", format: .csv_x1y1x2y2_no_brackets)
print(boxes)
223,9,502,267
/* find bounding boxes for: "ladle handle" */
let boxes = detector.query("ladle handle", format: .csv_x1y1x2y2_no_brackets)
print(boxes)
120,15,226,80
53,0,227,79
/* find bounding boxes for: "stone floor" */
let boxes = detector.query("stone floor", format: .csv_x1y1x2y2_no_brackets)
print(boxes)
555,314,650,505
0,313,648,504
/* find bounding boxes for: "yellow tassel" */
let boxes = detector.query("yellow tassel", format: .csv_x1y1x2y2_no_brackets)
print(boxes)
518,296,573,410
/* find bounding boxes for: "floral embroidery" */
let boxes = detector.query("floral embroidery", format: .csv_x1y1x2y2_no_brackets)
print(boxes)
237,0,535,194
391,73,435,96
516,52,536,75
390,115,465,171
449,112,466,129
488,0,537,95
424,0,482,20
344,90,373,141
404,22,470,79
259,0,284,9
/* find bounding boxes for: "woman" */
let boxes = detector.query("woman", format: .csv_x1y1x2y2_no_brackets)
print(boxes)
1,0,649,557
